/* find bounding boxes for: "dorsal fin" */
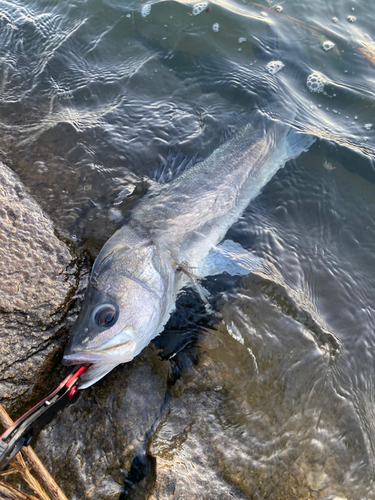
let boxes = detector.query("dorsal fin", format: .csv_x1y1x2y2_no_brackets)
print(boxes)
151,150,201,184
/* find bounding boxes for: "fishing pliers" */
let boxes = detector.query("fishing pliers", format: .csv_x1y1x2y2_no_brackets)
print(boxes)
0,365,88,471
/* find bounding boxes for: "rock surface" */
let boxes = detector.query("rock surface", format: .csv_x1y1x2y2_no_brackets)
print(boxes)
35,319,362,500
35,348,170,500
0,161,75,412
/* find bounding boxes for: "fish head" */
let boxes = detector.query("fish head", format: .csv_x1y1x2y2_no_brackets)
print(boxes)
63,225,175,388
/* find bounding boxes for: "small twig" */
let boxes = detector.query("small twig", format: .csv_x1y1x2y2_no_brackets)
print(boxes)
0,404,13,428
8,451,51,500
0,480,39,499
21,447,68,500
0,404,68,500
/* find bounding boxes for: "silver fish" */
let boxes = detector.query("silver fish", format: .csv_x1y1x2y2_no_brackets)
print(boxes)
63,112,314,388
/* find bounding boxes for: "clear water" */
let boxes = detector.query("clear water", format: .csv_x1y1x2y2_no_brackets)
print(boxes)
1,0,375,497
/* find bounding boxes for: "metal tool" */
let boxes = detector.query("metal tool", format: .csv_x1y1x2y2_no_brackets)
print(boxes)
0,365,88,471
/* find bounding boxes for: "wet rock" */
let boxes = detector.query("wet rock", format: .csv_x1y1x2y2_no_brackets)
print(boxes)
147,320,368,500
148,390,249,500
34,349,170,500
0,161,74,412
34,297,369,500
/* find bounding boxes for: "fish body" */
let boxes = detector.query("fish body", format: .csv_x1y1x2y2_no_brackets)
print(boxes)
63,112,314,387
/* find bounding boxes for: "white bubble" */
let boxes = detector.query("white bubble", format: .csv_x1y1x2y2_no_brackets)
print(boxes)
126,13,131,18
332,17,338,23
273,5,283,12
238,37,247,43
265,60,285,75
306,72,326,93
347,15,356,22
322,40,335,51
192,2,208,15
212,22,219,32
141,4,151,17
365,123,372,130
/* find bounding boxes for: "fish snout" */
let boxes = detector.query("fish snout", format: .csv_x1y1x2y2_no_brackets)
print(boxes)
62,327,137,379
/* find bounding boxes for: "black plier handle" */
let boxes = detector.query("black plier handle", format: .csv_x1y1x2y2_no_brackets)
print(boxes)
0,365,88,471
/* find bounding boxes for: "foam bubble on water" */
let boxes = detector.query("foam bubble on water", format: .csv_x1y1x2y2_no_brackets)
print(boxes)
266,60,285,75
322,40,335,51
365,123,372,130
238,37,247,43
192,2,208,15
141,4,151,17
212,23,219,32
332,17,338,23
126,13,131,18
306,72,326,93
347,15,356,22
273,5,283,12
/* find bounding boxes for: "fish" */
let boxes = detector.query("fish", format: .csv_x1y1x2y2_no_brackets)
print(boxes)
63,110,315,388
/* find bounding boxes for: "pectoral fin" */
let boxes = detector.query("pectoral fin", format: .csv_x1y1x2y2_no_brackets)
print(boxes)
199,239,264,277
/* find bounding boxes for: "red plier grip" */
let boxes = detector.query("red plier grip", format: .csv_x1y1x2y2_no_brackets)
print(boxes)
0,365,88,471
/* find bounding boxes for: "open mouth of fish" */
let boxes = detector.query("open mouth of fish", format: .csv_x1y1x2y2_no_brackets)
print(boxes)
63,332,137,388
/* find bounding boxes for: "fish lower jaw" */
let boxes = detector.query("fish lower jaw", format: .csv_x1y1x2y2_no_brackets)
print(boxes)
78,362,123,389
63,338,138,366
62,349,137,388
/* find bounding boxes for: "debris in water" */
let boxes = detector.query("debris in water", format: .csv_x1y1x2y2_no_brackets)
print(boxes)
359,41,375,66
323,160,336,171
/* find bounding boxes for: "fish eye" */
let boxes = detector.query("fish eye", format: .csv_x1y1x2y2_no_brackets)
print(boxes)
93,304,118,327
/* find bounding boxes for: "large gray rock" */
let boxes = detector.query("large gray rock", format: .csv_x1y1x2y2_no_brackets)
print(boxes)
0,161,74,412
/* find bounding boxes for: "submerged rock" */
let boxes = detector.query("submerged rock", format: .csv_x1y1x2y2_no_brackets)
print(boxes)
0,161,74,412
34,292,369,500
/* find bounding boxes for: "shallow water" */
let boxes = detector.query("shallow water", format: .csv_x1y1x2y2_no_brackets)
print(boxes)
1,0,375,498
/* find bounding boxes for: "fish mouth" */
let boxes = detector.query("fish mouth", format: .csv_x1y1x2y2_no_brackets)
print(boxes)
63,331,137,388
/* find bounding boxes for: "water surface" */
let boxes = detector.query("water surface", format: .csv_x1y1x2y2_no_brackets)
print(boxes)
1,0,375,497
